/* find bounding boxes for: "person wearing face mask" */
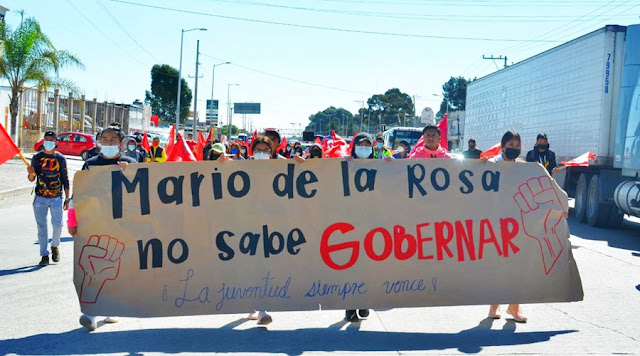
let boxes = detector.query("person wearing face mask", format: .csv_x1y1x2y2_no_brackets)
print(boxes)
408,124,452,159
69,125,133,331
207,143,227,161
392,140,410,159
526,133,557,174
480,130,528,322
124,137,145,163
308,143,323,159
373,136,393,159
148,137,167,163
263,128,287,159
343,132,391,322
82,126,138,170
216,135,303,326
229,142,246,160
27,131,70,267
463,138,482,159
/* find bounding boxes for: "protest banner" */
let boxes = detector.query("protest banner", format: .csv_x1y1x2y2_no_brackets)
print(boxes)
72,159,583,317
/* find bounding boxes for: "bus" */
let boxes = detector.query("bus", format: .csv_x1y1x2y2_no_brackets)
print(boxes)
381,127,423,150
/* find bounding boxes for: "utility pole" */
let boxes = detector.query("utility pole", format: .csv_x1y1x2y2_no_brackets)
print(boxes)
482,55,508,69
190,40,201,138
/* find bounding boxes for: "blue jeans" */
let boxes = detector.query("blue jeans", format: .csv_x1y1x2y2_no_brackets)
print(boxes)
33,195,63,256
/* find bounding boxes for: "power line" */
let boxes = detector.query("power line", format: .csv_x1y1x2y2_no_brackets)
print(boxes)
64,0,148,67
202,0,637,22
199,52,374,95
302,0,638,6
95,0,159,61
106,0,563,43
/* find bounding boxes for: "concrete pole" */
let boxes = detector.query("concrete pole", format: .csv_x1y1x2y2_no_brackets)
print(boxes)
92,98,97,133
80,95,86,133
53,89,60,132
68,92,74,131
36,88,43,131
192,40,200,139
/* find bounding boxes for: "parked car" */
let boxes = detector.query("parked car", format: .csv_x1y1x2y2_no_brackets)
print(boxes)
33,132,96,160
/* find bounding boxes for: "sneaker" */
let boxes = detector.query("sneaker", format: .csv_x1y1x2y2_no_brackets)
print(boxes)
104,316,118,323
39,256,49,266
51,247,60,262
357,309,370,318
247,311,259,320
79,314,97,331
256,310,272,325
345,309,359,322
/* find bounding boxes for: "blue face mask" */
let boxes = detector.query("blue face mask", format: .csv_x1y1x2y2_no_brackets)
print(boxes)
101,145,120,158
128,145,136,152
231,148,239,154
43,141,56,151
355,146,372,158
376,142,383,149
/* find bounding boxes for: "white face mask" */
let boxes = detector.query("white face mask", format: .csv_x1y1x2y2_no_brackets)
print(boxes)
396,146,405,153
241,148,246,154
254,152,270,160
355,146,372,159
101,145,120,158
127,145,136,152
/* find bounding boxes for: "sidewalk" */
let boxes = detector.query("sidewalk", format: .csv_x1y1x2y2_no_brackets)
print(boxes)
0,154,84,199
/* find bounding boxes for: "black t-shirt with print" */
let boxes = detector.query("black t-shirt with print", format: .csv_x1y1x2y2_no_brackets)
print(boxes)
82,154,137,170
31,151,70,198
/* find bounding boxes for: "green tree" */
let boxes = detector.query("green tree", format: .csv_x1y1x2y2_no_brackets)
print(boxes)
366,88,415,130
144,64,192,124
221,124,239,136
0,13,83,135
437,76,470,118
306,107,353,136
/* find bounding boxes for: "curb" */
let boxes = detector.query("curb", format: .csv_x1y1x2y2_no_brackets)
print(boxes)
0,186,33,200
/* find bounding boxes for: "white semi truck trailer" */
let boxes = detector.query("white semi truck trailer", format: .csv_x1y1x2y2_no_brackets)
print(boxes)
465,24,640,228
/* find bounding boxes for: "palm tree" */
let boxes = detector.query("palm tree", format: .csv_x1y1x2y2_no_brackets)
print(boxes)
0,12,83,135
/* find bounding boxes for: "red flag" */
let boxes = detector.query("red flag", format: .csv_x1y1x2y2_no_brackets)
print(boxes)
347,132,357,156
195,141,204,161
165,125,176,156
141,131,151,152
437,113,449,150
480,142,501,158
562,152,596,166
198,130,206,146
205,127,213,144
280,135,288,152
322,137,329,154
326,130,348,158
248,130,258,156
166,133,197,162
150,115,159,127
0,123,21,166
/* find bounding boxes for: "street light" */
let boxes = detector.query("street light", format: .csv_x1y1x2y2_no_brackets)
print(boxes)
176,27,207,139
227,83,239,139
210,61,231,128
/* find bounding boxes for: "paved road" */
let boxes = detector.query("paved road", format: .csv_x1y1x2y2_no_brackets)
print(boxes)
0,193,638,355
0,155,85,194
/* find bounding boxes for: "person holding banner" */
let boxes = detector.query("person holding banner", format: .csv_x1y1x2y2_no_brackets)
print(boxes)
485,130,528,322
407,124,452,159
27,131,70,266
228,142,246,160
392,140,410,159
69,125,133,330
308,142,323,159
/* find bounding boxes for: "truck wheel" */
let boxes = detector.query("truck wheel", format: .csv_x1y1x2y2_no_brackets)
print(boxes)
574,173,590,223
586,175,612,227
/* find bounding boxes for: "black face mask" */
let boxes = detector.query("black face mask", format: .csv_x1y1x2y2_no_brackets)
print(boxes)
536,144,549,152
504,148,521,160
468,145,476,150
211,154,221,160
310,150,321,158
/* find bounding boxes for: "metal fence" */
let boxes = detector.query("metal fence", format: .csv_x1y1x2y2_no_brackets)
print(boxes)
15,88,137,152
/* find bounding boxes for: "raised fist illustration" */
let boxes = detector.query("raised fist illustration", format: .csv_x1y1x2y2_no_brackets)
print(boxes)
513,176,566,275
78,235,124,303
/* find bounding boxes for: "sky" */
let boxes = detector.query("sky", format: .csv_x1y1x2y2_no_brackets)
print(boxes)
3,0,639,134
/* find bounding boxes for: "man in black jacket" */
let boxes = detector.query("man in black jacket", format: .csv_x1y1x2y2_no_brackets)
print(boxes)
526,133,557,175
462,138,482,159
